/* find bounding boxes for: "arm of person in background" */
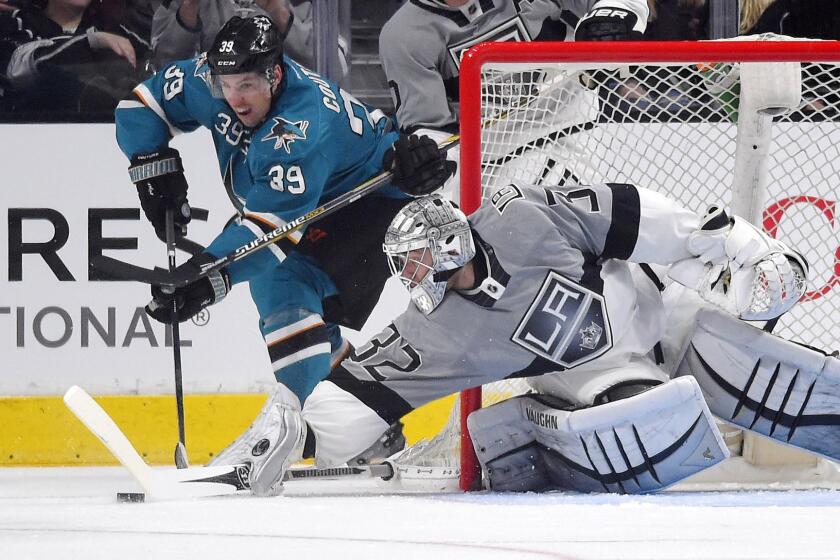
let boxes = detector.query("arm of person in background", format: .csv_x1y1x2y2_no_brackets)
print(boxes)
280,0,347,75
4,27,135,88
150,0,203,69
378,6,459,199
378,6,455,133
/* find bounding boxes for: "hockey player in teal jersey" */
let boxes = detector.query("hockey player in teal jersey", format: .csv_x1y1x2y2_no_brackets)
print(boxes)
115,15,454,492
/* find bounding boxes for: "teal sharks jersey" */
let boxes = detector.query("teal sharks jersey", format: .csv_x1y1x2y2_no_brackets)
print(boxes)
116,54,402,284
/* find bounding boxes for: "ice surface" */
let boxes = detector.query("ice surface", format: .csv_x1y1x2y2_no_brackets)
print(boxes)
2,466,839,560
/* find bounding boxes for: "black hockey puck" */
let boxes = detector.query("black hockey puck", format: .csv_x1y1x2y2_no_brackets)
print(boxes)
116,492,146,503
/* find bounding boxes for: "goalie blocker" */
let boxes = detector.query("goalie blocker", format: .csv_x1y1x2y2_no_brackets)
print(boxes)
467,376,728,493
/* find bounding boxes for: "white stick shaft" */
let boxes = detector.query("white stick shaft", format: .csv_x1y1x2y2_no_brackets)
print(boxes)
63,385,155,492
64,385,249,500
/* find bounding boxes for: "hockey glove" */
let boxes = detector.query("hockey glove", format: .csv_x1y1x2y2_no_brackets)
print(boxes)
145,253,230,324
575,7,643,41
383,133,456,197
129,146,191,240
670,206,809,320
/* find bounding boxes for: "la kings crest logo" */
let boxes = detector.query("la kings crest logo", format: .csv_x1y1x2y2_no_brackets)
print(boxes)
511,270,613,368
448,17,531,69
262,117,309,153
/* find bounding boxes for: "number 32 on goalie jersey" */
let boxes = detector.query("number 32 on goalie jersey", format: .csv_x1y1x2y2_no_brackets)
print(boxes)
347,324,422,381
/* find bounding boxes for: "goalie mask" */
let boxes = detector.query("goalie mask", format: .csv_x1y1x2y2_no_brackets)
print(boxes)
383,195,475,315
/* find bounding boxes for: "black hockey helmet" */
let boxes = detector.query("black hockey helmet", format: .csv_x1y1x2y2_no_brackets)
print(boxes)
207,15,284,79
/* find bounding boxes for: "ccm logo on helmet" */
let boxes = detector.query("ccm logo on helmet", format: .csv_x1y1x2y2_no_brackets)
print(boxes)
215,61,236,66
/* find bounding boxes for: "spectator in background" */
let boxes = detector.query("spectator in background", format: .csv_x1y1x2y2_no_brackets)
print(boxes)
0,0,21,12
743,0,840,116
745,0,840,40
282,0,347,76
644,0,707,40
0,0,151,116
738,0,772,35
150,0,347,74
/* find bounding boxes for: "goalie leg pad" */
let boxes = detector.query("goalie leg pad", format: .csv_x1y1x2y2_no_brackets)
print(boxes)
209,383,305,497
468,376,728,494
678,307,840,462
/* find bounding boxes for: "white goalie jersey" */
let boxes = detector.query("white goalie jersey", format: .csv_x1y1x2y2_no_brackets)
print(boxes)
335,182,703,414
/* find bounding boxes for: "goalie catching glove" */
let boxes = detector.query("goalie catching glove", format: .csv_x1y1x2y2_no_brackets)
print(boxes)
383,133,456,197
669,206,808,321
145,253,230,324
129,146,191,240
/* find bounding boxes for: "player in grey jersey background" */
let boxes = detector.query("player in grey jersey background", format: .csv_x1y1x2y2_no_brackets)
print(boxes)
231,180,840,497
378,0,649,201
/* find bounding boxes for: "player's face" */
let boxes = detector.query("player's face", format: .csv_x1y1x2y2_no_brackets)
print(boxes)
400,248,435,286
218,66,280,127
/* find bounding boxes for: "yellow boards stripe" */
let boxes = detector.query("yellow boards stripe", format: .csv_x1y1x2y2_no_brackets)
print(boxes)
0,393,456,466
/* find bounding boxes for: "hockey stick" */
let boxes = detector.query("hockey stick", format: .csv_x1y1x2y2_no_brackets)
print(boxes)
65,384,461,500
64,385,250,500
92,136,460,290
164,209,189,470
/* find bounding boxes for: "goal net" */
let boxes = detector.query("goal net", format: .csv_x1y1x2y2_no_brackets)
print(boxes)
392,36,840,492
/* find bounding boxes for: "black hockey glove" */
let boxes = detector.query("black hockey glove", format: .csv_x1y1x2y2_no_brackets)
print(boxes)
145,253,230,324
383,133,456,197
129,146,191,240
575,7,643,41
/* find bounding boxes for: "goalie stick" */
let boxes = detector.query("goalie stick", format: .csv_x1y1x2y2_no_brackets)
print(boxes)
64,385,460,501
92,136,460,290
64,385,250,499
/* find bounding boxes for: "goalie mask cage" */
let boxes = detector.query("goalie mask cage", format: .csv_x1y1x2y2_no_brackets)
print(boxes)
452,37,840,491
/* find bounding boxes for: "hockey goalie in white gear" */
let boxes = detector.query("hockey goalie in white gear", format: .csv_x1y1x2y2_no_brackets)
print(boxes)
292,184,816,494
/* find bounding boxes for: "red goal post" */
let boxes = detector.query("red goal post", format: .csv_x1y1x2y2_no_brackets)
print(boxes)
457,38,840,491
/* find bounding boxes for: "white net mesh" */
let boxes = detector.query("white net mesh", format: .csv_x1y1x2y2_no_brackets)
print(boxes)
474,40,839,352
404,37,840,487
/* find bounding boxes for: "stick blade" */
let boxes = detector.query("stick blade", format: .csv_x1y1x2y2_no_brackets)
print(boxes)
65,385,249,500
148,464,251,500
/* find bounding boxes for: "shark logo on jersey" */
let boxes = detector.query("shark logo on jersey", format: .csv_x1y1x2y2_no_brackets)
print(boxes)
193,53,212,87
262,117,309,153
